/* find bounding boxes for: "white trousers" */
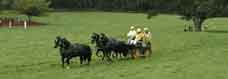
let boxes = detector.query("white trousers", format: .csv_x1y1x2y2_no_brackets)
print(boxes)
128,39,137,45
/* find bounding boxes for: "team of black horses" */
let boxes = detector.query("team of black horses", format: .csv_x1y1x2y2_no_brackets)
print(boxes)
54,33,152,68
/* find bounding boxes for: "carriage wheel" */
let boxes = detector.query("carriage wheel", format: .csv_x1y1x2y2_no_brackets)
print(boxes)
135,49,141,58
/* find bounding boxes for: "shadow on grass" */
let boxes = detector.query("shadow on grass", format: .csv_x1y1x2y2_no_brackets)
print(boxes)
206,30,228,34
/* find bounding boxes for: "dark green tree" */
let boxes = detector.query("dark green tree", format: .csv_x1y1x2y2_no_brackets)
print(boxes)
147,0,228,32
0,0,15,10
15,0,50,22
176,0,228,32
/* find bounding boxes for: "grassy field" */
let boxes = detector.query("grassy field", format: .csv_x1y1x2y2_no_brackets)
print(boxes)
0,12,228,79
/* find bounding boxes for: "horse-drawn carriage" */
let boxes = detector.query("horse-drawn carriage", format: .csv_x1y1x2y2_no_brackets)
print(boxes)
54,26,152,68
91,32,152,61
54,31,152,68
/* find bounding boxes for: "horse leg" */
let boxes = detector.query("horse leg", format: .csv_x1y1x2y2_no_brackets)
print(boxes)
96,49,100,57
118,52,121,59
121,51,125,58
117,52,120,59
117,52,121,59
112,51,118,59
111,52,114,58
80,56,83,64
107,51,112,62
96,49,103,57
121,52,127,59
83,56,88,64
61,56,65,68
117,51,121,59
66,58,71,69
96,49,104,61
102,51,106,61
87,55,91,65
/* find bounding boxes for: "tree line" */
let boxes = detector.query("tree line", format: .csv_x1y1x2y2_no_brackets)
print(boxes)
50,0,228,32
1,0,228,32
50,0,179,12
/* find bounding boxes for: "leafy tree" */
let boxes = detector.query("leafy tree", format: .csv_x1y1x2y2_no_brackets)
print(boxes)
15,0,50,22
45,0,228,32
147,0,228,32
0,0,15,10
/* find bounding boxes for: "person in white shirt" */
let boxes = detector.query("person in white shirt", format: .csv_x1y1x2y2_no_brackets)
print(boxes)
127,26,137,44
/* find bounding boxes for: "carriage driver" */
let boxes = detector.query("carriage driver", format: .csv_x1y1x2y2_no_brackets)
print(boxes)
127,26,137,45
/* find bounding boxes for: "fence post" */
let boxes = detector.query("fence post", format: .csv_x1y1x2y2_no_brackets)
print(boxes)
9,20,12,28
24,20,27,29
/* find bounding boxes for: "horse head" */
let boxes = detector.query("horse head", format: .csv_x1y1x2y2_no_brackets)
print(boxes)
54,36,71,49
100,33,109,44
91,33,100,44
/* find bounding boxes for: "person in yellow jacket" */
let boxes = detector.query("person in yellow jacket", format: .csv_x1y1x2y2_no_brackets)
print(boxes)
133,28,145,45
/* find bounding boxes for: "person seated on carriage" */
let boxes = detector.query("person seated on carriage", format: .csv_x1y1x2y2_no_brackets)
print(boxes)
143,27,152,46
127,26,137,45
133,28,145,46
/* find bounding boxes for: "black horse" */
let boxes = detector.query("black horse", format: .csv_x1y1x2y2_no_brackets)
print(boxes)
91,33,113,61
54,36,92,68
91,33,104,57
91,33,133,61
100,33,137,58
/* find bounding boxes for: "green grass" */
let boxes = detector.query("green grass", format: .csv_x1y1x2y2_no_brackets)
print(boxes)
0,12,228,79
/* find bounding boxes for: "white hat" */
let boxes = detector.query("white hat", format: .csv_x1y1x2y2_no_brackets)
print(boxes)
130,26,135,30
136,28,142,32
144,27,149,31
